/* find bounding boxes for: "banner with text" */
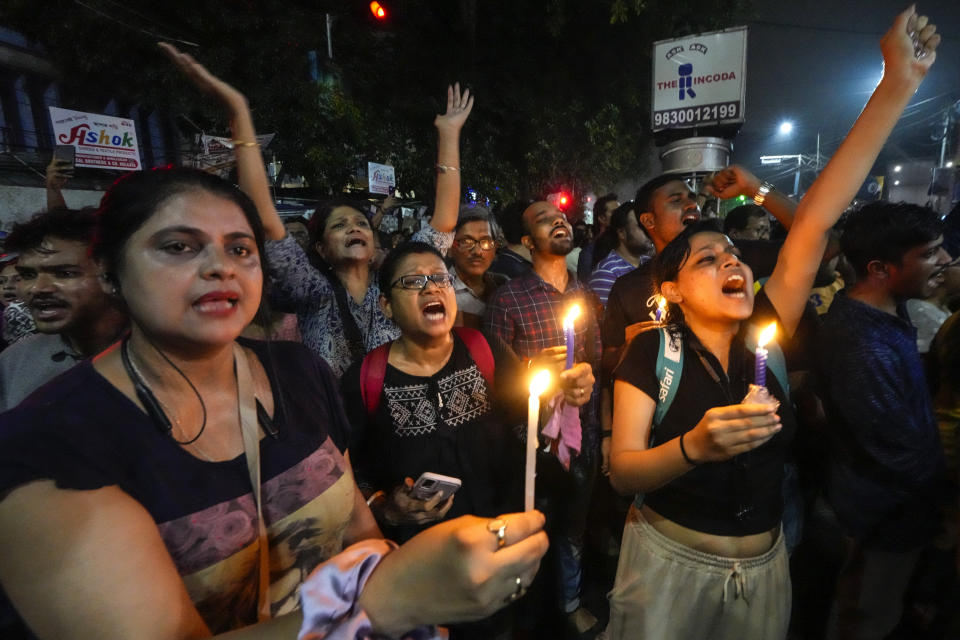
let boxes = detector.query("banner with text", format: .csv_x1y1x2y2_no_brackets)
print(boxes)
651,26,748,133
49,106,142,171
367,162,396,195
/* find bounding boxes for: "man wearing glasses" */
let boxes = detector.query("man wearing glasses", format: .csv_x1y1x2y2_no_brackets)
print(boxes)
448,209,508,328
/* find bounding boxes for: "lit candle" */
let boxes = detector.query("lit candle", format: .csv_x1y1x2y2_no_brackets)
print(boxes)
654,296,667,323
526,369,552,511
563,304,581,370
754,322,777,387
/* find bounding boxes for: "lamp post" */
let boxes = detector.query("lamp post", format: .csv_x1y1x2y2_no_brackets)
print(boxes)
763,120,820,197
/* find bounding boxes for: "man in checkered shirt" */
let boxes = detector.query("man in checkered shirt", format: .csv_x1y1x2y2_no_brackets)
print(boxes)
483,200,602,635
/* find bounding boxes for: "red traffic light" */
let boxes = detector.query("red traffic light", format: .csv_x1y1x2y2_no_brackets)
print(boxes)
370,1,387,19
546,191,573,211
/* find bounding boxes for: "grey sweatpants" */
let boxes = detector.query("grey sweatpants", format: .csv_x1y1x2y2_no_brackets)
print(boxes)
606,505,791,640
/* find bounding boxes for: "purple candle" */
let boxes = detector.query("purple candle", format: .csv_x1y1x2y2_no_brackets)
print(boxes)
563,304,581,370
754,346,768,387
754,323,777,387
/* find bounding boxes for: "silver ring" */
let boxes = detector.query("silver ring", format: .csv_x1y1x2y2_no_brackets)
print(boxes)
487,518,507,549
505,576,526,603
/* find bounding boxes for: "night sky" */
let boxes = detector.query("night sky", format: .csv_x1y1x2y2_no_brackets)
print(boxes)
733,0,960,193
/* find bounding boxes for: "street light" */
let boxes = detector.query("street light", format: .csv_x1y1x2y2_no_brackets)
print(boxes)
778,121,794,135
893,165,902,172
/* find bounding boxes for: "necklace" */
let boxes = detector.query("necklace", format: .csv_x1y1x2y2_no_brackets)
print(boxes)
121,338,209,448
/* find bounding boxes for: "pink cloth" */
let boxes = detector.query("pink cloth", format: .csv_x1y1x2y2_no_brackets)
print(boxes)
540,392,582,470
299,538,446,640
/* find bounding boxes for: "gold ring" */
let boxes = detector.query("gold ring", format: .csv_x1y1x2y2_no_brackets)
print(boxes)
487,518,507,549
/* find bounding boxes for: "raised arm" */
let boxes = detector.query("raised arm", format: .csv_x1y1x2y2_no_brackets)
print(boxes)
704,165,797,230
45,157,70,211
159,43,286,242
764,6,940,336
429,83,474,233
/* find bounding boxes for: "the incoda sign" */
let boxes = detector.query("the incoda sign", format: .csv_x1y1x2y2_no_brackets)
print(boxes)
651,26,748,133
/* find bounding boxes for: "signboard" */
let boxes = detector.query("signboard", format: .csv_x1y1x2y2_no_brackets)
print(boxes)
190,133,275,176
49,107,142,170
367,161,396,195
651,26,747,132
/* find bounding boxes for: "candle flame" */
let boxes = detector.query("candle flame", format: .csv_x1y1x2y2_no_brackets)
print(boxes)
563,304,581,327
657,296,667,313
757,322,777,348
529,369,552,397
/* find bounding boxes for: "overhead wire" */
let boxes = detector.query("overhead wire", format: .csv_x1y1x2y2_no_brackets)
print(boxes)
72,0,200,47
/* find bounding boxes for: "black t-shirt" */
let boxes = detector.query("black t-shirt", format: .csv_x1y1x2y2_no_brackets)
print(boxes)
342,333,520,541
613,290,797,536
602,262,657,349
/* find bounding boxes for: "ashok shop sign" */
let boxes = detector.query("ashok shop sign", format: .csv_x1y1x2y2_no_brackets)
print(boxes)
49,106,142,171
651,26,748,133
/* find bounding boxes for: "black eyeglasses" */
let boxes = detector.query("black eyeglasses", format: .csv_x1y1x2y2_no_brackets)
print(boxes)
390,273,456,291
454,237,496,251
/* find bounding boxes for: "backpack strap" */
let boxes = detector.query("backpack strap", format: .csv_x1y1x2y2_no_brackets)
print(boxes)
453,326,495,388
653,326,683,432
360,341,392,418
360,328,496,419
745,326,790,396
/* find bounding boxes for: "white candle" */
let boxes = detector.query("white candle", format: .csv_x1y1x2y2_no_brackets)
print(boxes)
525,370,552,511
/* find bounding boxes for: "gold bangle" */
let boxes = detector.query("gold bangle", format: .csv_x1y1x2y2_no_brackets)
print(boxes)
232,140,260,148
436,163,459,173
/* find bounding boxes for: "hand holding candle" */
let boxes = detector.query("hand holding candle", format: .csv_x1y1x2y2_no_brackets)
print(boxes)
525,369,552,511
563,304,581,370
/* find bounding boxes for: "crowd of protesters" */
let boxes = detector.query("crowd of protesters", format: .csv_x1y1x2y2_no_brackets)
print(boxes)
0,7,956,640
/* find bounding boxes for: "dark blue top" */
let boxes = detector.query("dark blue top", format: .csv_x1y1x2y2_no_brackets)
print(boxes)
815,293,945,550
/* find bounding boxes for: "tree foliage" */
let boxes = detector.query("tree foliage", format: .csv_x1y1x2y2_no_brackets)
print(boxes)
1,0,747,203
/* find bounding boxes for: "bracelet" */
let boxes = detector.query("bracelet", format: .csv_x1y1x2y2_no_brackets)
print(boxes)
231,139,260,148
365,490,386,507
753,181,773,207
679,433,699,466
436,163,459,173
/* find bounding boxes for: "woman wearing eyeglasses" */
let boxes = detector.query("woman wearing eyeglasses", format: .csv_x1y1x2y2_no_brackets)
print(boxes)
340,241,513,542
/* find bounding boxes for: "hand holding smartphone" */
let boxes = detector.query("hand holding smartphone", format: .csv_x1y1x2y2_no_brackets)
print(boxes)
50,145,76,181
412,472,461,502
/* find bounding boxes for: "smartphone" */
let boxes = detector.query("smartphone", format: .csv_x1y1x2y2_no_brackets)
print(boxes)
412,472,461,502
53,144,76,172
